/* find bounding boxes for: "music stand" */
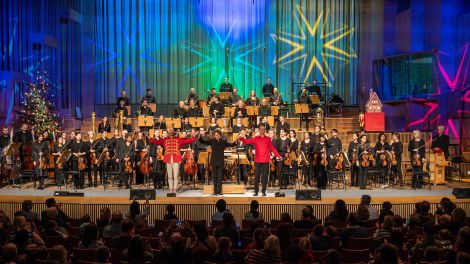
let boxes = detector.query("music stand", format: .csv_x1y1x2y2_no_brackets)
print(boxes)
241,118,250,127
165,118,182,129
125,106,131,116
216,118,229,128
271,106,279,116
219,92,231,101
203,106,210,117
246,106,259,116
189,117,204,128
138,116,154,129
224,107,235,118
309,95,320,105
294,104,310,130
267,116,275,127
149,103,157,113
232,133,239,142
197,151,209,185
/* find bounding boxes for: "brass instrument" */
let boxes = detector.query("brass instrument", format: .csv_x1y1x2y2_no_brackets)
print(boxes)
208,94,219,105
91,112,96,134
119,110,124,132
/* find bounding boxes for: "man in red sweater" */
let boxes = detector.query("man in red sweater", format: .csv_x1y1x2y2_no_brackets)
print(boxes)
239,124,282,196
149,127,197,194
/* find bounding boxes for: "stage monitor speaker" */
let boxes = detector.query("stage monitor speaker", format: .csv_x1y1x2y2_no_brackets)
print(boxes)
452,188,470,199
275,191,285,197
54,191,84,197
130,189,156,200
167,193,176,197
295,189,321,200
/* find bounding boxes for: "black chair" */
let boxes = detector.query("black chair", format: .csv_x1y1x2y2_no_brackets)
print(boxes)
367,170,381,188
328,171,346,190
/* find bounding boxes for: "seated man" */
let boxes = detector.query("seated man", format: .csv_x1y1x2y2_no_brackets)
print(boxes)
136,98,154,116
209,97,224,118
154,115,167,130
186,88,199,106
174,101,188,119
293,207,318,229
228,88,242,106
258,98,271,116
187,99,202,117
340,212,368,249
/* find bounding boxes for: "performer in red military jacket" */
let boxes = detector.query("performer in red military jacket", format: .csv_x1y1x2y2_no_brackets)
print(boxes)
149,127,197,194
239,124,282,196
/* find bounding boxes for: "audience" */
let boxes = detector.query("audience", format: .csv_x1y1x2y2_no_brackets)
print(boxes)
410,222,443,262
212,199,229,221
127,200,150,229
378,201,394,224
326,199,349,224
450,207,467,235
96,207,111,228
42,220,66,238
160,233,193,263
310,224,333,250
374,215,394,242
212,236,232,263
245,235,282,263
246,228,266,251
103,211,123,238
374,243,399,264
18,200,39,224
340,212,368,249
293,206,318,229
163,204,178,221
435,197,456,216
79,224,102,249
298,236,314,262
40,198,69,230
357,204,373,227
96,246,111,264
110,219,135,251
213,212,239,246
122,235,153,263
360,194,378,221
46,245,68,264
2,243,18,264
276,223,294,259
244,200,264,221
408,200,434,228
187,222,217,262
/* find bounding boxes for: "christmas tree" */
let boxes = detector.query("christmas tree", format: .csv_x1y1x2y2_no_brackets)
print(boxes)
16,70,61,134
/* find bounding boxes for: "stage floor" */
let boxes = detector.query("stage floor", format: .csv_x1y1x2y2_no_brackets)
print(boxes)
1,180,469,204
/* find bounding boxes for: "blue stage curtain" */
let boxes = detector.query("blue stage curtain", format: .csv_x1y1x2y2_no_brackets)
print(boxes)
87,0,359,106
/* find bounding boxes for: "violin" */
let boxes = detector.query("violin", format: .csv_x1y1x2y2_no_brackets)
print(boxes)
284,144,292,166
320,147,328,167
39,152,48,170
183,147,198,175
335,151,344,170
78,154,86,171
138,146,151,175
412,154,422,167
390,151,397,165
89,139,99,165
157,147,164,161
270,155,276,172
360,144,370,167
380,151,388,167
352,147,358,166
124,159,133,174
247,147,254,174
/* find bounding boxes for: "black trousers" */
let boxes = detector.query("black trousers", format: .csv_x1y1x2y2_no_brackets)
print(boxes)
87,163,99,186
152,159,166,188
316,165,327,189
71,159,84,189
350,164,359,186
391,160,403,185
412,165,423,188
55,168,64,186
276,160,288,187
212,165,224,194
358,165,369,189
254,162,269,194
34,166,47,188
302,162,313,185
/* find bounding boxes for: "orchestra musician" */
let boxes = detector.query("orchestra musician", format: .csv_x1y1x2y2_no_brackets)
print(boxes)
174,101,188,119
311,125,322,144
297,89,311,129
114,99,131,132
116,90,130,106
134,132,148,185
288,130,299,173
13,123,33,166
409,130,426,188
51,137,65,186
207,88,218,105
259,116,271,131
258,98,271,117
149,129,167,189
239,124,282,196
232,117,245,133
234,100,247,118
327,129,342,171
236,128,251,185
209,97,224,118
306,79,323,102
97,131,110,185
32,133,49,189
195,127,209,184
347,133,359,187
69,132,86,189
275,116,290,136
208,117,220,134
142,88,155,104
269,88,284,106
117,133,135,188
228,88,242,106
182,118,193,133
245,90,260,106
262,77,275,97
187,99,202,117
186,88,199,106
374,133,390,183
357,134,370,190
98,117,111,133
390,132,403,186
313,134,328,189
154,115,167,130
42,131,53,143
109,129,124,172
431,125,450,159
136,98,154,117
300,132,313,186
149,127,197,194
198,129,237,195
273,129,290,189
85,131,100,187
220,77,233,93
0,127,10,156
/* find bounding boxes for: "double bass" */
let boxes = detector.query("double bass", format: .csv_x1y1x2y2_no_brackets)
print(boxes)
183,146,198,175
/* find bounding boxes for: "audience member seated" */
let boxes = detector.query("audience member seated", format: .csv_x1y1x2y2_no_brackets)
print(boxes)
42,207,68,234
447,226,470,263
276,223,294,259
360,195,378,221
212,199,229,222
212,236,233,263
284,245,305,264
298,236,315,263
79,224,103,249
373,215,394,242
186,222,217,262
12,215,46,256
163,204,178,221
435,214,452,232
393,214,405,228
127,200,150,229
410,222,443,262
46,245,68,264
450,207,467,235
96,246,111,264
110,219,135,251
160,233,193,264
79,213,92,232
96,207,111,229
293,206,318,229
326,199,349,224
1,243,18,264
280,212,293,224
245,235,282,264
310,224,333,251
438,229,453,250
103,211,123,238
42,220,66,238
122,235,153,264
324,221,339,238
319,249,340,264
213,213,240,246
387,229,406,251
40,198,70,230
357,205,373,228
435,197,456,216
17,200,39,225
246,228,266,251
244,200,264,221
374,243,399,264
340,212,368,249
378,201,394,224
408,200,434,228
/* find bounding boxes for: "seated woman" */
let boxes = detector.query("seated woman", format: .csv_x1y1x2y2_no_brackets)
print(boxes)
123,235,153,264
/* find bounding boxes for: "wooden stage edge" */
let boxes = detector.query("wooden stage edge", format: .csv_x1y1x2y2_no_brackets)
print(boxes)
0,194,469,205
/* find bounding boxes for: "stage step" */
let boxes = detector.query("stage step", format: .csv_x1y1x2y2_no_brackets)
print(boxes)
203,184,245,194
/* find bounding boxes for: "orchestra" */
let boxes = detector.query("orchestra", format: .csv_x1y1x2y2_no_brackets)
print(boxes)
1,85,455,196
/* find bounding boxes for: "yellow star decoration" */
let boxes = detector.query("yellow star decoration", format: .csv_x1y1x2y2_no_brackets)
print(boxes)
271,5,356,84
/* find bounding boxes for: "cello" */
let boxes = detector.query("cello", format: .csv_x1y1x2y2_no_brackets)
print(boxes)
335,151,344,170
138,141,151,175
183,146,198,175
